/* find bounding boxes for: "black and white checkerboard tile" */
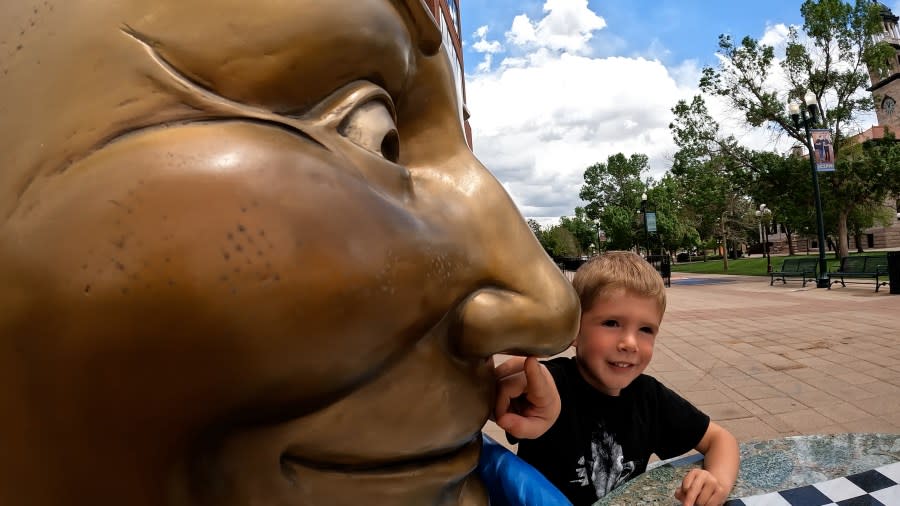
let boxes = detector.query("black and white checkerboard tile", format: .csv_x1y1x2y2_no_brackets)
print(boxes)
724,461,900,506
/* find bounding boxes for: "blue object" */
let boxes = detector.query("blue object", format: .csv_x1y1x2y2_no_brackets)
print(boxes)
478,434,572,506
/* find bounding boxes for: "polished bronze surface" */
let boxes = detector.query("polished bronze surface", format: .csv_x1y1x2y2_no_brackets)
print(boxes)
0,1,579,504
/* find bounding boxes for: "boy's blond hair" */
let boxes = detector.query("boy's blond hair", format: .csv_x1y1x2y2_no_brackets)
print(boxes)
573,251,667,314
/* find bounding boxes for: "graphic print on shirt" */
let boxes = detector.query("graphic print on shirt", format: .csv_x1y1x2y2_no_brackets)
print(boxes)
570,428,636,499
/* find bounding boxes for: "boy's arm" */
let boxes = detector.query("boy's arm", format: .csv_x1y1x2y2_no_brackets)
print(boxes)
493,357,560,440
697,422,739,490
674,422,739,506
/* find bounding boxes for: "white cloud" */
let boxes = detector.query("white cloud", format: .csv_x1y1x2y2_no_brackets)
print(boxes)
471,25,503,73
505,0,606,54
467,1,689,220
476,54,494,73
669,59,701,88
643,39,672,61
465,3,877,223
759,23,791,49
472,25,502,54
468,52,690,219
473,39,502,53
507,14,538,46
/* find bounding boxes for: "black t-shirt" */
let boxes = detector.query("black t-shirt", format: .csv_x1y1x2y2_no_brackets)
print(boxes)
515,357,710,506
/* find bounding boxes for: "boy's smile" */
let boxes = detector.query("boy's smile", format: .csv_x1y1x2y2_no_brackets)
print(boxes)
575,290,662,396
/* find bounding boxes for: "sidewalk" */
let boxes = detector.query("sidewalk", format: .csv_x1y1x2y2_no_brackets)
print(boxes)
484,273,900,447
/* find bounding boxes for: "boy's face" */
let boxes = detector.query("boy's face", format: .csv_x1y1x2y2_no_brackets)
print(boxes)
575,290,662,396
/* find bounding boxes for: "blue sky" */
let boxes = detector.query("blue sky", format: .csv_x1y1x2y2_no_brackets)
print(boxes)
461,1,804,76
457,0,895,224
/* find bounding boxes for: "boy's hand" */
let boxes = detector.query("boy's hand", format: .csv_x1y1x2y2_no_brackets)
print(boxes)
674,468,727,506
493,357,560,439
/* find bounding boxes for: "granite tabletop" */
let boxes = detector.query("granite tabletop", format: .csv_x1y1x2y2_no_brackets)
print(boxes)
596,433,900,505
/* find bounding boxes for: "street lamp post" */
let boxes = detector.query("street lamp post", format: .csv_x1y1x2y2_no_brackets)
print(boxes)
789,91,830,288
640,192,650,258
755,204,772,273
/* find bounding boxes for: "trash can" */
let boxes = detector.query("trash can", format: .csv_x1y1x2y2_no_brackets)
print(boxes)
645,255,672,288
888,251,900,295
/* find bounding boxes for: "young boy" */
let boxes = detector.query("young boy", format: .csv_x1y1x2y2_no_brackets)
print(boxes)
497,251,739,506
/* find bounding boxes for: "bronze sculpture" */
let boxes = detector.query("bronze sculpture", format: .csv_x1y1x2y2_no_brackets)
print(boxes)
0,1,580,504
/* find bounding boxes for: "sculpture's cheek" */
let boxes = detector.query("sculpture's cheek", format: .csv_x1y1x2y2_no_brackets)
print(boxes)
0,121,475,435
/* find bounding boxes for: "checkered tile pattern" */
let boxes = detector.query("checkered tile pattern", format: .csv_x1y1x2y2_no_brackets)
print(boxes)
724,462,900,506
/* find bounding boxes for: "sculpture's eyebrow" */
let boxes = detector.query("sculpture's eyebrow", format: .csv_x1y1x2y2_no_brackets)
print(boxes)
80,25,330,152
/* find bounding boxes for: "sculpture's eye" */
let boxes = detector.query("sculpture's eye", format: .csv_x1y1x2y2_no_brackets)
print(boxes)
340,100,400,163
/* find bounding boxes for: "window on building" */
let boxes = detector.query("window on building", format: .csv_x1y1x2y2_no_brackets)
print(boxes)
447,0,459,33
439,12,465,124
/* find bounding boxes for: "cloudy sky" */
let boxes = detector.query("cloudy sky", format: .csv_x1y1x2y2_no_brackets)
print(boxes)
460,0,895,225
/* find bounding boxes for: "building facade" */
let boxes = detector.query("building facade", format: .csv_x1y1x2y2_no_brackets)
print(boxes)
869,3,900,133
860,2,900,249
424,0,473,148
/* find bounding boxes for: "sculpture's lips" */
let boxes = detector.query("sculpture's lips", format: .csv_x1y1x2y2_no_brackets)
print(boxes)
280,436,480,474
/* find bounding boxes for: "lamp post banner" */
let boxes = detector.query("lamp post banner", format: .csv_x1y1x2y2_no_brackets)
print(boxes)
810,129,835,172
645,211,657,233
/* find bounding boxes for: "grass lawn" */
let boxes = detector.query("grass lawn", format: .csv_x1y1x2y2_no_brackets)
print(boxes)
671,254,846,277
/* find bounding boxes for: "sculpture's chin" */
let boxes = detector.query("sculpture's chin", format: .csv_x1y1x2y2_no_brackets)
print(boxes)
279,437,486,505
189,428,486,506
281,434,480,473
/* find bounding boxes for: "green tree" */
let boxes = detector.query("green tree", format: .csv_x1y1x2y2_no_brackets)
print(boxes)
746,152,817,255
699,0,897,258
669,96,751,271
526,218,551,256
526,218,543,238
559,207,601,254
544,225,581,258
579,153,649,252
826,136,900,247
602,206,643,251
646,175,700,255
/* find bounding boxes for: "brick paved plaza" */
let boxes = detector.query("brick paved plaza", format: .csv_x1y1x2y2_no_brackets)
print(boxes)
485,272,900,449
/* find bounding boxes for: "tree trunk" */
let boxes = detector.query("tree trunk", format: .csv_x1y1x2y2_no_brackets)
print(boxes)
784,227,795,256
854,232,864,253
721,221,728,273
836,209,850,259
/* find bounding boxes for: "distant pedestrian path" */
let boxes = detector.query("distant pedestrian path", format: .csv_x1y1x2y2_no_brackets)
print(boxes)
670,277,738,286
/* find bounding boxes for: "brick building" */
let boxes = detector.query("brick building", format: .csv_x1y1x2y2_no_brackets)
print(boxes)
424,0,473,147
869,2,900,133
860,2,900,249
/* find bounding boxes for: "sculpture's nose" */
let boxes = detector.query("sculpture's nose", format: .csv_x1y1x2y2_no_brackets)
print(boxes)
456,277,579,358
447,162,580,359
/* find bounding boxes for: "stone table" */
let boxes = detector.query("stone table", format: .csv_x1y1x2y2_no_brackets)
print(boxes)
597,433,900,505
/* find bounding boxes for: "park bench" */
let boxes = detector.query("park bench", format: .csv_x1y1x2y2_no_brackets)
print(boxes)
770,257,818,287
828,255,889,292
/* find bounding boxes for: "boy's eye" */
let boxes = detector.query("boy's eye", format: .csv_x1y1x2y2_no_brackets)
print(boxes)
601,320,619,327
640,327,654,334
